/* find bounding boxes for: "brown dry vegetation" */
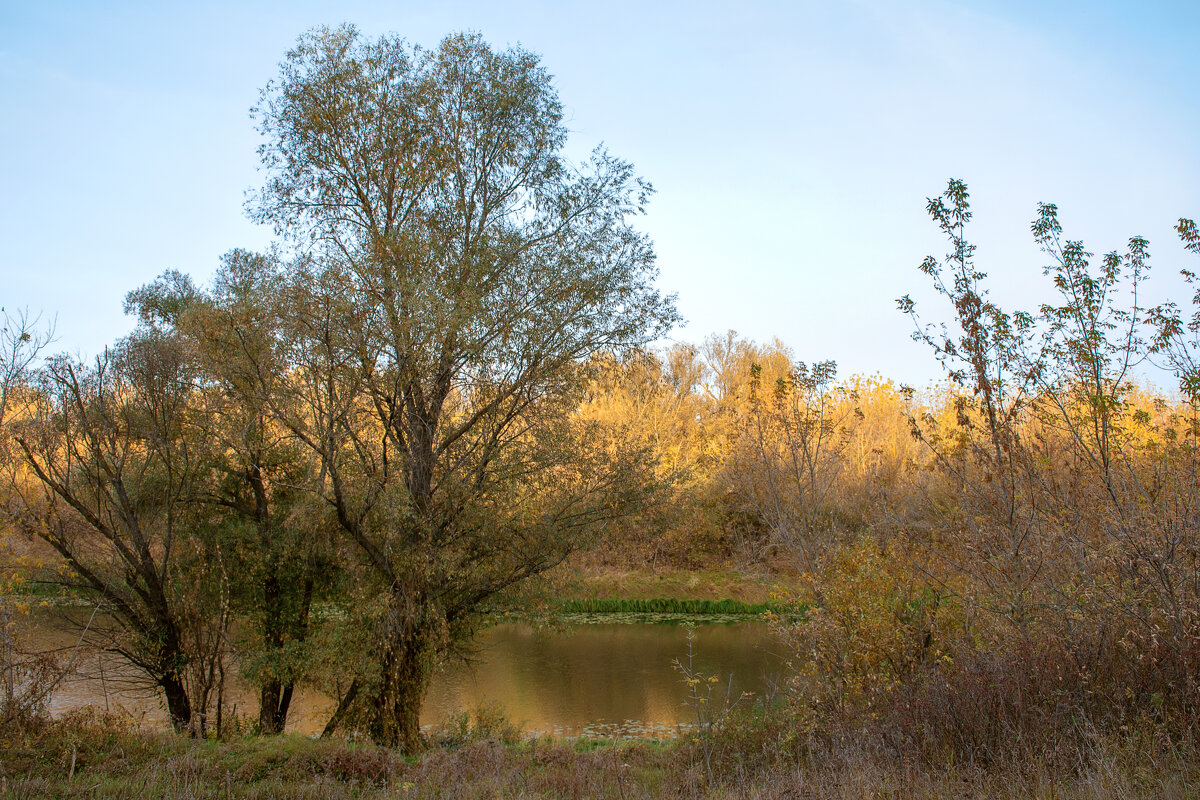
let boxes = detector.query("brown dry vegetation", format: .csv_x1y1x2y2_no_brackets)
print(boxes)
1,709,1197,799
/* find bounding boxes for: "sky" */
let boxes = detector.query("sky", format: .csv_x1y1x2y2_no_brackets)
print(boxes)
2,0,1198,386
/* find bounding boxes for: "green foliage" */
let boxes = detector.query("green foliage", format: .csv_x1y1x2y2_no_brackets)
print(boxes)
1150,217,1200,399
122,269,200,331
556,597,777,616
770,539,959,715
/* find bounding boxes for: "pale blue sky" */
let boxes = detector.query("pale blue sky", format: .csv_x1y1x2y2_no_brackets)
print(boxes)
2,1,1197,385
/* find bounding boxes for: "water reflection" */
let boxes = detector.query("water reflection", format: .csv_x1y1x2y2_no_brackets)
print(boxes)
428,622,784,737
36,617,785,738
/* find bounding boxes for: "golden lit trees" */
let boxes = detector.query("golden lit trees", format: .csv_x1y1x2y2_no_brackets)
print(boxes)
730,357,859,569
574,345,724,565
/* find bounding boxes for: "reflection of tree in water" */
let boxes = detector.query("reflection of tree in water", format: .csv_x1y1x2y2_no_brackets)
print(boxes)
31,613,781,737
425,623,783,735
34,609,332,732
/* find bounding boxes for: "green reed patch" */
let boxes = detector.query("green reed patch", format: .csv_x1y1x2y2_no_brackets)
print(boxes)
556,597,778,616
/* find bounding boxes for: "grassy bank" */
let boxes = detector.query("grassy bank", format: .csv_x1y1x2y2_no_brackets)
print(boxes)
9,564,784,613
547,565,781,604
1,712,1196,800
555,597,777,615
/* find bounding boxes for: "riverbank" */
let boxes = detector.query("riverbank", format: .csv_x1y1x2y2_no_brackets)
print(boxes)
550,565,779,604
7,563,785,616
1,711,1195,799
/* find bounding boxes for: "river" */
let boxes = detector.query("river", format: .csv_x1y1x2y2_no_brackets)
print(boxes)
31,614,786,738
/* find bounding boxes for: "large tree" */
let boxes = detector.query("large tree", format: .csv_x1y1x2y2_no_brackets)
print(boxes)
252,26,677,749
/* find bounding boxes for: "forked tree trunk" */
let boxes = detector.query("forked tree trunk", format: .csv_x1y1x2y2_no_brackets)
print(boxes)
258,680,294,734
318,591,435,753
256,572,307,734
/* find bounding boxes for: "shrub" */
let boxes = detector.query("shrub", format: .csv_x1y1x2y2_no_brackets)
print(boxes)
770,538,960,715
432,702,524,748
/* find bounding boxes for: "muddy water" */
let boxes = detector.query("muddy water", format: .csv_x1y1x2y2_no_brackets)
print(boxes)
33,614,785,738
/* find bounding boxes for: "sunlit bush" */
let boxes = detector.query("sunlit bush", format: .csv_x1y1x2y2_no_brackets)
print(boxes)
769,538,961,715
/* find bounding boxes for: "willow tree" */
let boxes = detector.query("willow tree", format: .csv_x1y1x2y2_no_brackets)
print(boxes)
252,26,676,750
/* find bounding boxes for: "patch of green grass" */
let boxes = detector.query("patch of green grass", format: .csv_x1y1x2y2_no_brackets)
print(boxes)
4,577,73,598
557,597,778,615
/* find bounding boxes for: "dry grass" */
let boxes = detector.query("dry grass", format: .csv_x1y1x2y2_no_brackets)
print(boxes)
1,709,1197,799
549,563,776,603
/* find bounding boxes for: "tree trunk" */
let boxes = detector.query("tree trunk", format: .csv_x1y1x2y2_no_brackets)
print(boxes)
258,680,294,734
367,596,434,753
161,673,193,734
319,591,435,752
322,679,359,738
256,573,286,734
257,571,299,734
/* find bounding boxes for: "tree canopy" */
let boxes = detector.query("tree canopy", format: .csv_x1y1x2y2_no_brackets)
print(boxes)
248,25,677,749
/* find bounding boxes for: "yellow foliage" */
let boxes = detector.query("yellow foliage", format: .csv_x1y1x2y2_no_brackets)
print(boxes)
771,538,961,713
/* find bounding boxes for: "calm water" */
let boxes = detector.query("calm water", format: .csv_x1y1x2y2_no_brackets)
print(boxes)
34,615,785,738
